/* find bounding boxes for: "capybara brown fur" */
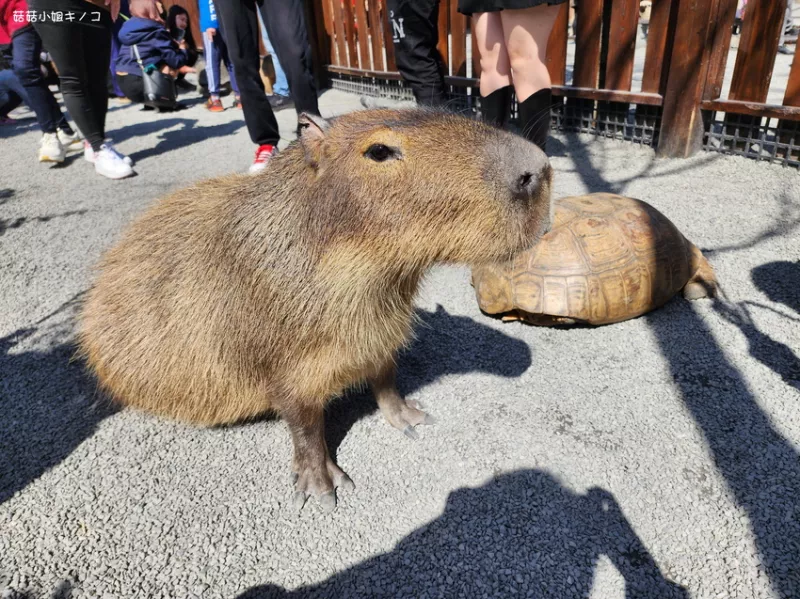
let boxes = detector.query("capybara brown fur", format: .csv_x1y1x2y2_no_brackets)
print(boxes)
78,109,553,510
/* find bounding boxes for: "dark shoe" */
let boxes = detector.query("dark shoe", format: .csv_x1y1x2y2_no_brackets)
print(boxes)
268,94,294,112
480,85,512,129
518,88,553,152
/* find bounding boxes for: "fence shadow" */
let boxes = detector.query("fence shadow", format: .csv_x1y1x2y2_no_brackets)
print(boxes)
0,298,117,506
236,470,688,599
325,304,532,457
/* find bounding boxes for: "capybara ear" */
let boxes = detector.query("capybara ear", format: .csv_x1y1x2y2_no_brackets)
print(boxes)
298,113,330,170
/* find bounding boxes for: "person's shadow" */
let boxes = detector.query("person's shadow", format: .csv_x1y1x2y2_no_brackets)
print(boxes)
237,470,688,599
325,304,533,456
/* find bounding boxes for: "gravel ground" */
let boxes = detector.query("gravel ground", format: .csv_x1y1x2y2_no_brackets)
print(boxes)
1,85,799,599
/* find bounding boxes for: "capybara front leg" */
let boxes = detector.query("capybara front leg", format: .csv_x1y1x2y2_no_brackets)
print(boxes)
285,404,354,512
370,362,435,440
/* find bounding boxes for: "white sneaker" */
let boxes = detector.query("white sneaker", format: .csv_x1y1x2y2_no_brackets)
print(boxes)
84,140,134,166
57,128,83,153
39,132,65,163
94,144,135,179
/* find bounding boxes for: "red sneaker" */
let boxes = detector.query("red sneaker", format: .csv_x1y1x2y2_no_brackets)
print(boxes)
248,144,277,174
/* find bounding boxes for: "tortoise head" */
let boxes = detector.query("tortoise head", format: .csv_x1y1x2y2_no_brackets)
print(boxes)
296,109,553,267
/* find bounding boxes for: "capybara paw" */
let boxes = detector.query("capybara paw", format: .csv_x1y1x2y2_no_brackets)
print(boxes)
291,458,354,512
382,399,435,440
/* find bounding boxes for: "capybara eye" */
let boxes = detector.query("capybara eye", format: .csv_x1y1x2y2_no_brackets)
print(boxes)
365,144,395,162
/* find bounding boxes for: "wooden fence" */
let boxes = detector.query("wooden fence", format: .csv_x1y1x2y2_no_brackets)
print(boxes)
306,0,800,166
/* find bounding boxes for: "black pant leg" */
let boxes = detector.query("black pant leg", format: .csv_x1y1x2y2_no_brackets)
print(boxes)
82,23,112,138
117,74,145,104
11,26,69,133
258,0,319,116
214,0,281,147
387,0,447,107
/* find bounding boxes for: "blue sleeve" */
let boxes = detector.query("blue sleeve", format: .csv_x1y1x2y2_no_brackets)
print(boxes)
154,30,188,69
198,0,217,31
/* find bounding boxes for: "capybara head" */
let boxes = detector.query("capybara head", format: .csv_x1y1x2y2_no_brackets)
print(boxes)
289,109,553,266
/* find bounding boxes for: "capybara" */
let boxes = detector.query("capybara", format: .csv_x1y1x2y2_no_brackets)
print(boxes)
78,109,553,510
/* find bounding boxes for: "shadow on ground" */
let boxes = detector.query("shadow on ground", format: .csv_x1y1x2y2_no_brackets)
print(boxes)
325,304,532,456
237,470,688,599
547,132,800,597
0,296,117,506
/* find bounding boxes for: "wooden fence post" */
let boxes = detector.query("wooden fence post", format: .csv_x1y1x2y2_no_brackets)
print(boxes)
656,0,718,158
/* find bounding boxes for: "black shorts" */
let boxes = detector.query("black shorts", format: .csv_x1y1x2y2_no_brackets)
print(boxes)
458,0,567,17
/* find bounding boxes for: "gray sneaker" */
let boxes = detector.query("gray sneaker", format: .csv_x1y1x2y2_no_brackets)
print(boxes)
268,94,294,111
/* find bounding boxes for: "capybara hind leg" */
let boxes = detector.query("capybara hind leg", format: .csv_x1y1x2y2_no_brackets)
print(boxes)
286,403,354,512
370,362,435,440
683,242,719,300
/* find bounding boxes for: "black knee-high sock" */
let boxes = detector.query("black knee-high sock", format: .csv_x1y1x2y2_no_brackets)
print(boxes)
480,85,512,129
518,88,552,152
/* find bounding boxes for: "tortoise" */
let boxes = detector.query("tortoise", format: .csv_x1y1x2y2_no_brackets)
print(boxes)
472,193,718,326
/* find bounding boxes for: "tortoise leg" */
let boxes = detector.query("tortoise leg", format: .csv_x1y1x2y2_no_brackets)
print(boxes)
370,361,435,440
683,242,719,300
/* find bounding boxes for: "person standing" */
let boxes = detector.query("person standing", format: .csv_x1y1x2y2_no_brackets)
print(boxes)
257,10,292,110
199,0,240,111
0,0,82,163
458,0,566,152
27,0,167,178
213,0,320,173
386,0,447,107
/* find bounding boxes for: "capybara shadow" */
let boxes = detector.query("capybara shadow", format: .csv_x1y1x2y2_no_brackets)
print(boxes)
236,470,688,599
78,108,553,510
325,304,533,456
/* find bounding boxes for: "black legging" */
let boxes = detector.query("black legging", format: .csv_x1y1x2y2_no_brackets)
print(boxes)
214,0,319,147
30,4,113,152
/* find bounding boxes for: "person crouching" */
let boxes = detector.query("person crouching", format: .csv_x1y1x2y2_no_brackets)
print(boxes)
116,13,194,111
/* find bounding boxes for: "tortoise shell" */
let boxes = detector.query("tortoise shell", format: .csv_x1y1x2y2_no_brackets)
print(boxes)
472,193,717,326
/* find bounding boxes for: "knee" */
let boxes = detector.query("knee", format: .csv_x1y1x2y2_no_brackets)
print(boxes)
12,59,41,87
480,50,511,79
507,46,541,77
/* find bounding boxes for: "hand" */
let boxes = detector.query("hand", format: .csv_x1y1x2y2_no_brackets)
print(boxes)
178,39,188,50
105,0,120,21
177,65,196,74
205,27,216,42
130,0,163,23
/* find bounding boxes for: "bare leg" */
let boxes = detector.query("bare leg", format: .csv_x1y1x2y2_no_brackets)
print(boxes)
683,242,719,300
284,402,354,511
500,5,561,102
370,362,434,440
473,12,512,97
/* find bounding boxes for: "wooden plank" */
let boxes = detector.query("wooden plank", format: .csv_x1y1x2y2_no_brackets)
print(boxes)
330,0,348,67
437,0,450,73
471,22,481,77
702,99,800,121
783,46,800,107
641,0,672,93
728,0,785,102
342,0,360,68
328,64,402,79
553,86,662,105
354,0,372,69
450,0,467,77
702,0,737,100
318,0,335,67
366,0,385,71
546,3,569,86
381,0,397,71
573,0,604,88
605,0,639,91
657,0,717,157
